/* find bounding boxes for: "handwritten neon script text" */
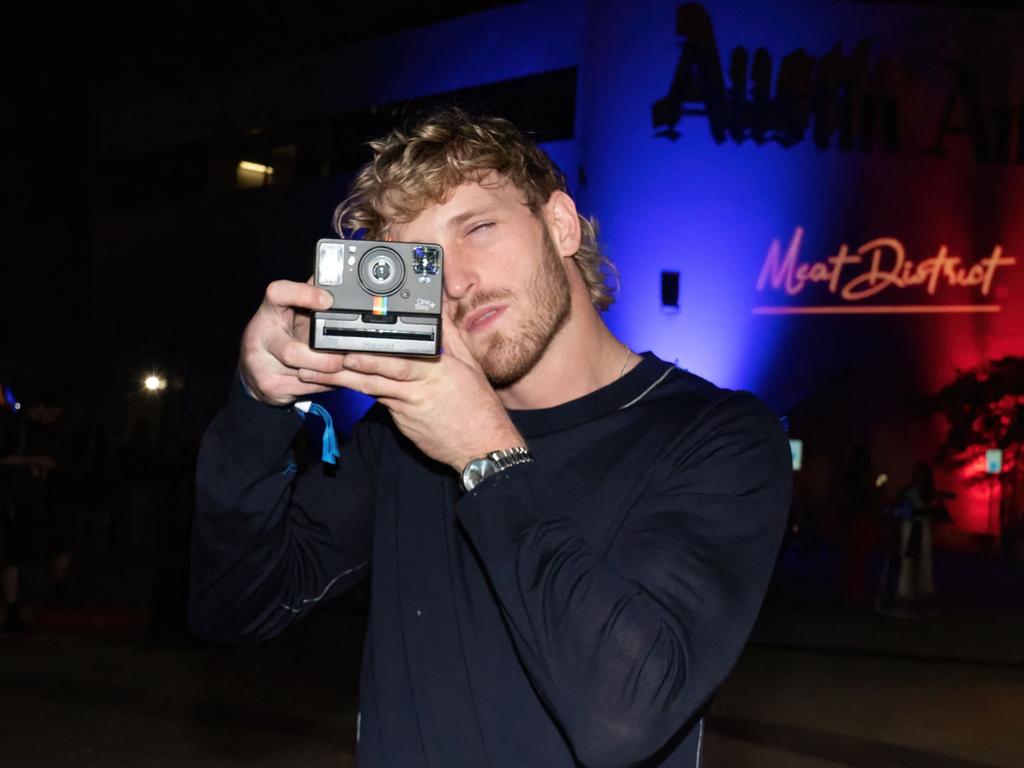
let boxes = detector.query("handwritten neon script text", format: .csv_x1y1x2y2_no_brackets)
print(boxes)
757,227,1015,301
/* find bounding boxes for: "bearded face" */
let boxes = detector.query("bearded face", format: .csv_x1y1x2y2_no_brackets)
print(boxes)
389,178,576,388
470,226,571,388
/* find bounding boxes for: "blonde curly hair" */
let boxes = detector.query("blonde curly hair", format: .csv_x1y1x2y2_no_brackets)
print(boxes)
333,107,616,311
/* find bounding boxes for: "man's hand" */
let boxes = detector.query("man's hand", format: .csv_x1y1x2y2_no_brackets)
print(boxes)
239,279,347,406
296,304,523,473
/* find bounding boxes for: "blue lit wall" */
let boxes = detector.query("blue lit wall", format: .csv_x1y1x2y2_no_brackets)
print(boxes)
319,1,1022,487
570,0,1023,534
576,0,1024,406
313,0,1024,534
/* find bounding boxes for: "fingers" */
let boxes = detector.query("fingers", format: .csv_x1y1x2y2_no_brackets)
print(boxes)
297,367,410,401
240,277,345,403
340,353,431,382
441,295,459,337
263,279,332,314
265,333,347,374
250,372,334,406
439,302,479,369
441,326,474,365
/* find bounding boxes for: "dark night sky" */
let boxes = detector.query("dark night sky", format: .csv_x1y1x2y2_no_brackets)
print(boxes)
0,2,518,395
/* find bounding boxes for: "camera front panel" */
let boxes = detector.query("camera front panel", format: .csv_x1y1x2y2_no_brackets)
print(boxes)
311,238,444,356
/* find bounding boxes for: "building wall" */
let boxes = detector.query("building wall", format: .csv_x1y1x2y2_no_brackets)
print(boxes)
93,0,1024,538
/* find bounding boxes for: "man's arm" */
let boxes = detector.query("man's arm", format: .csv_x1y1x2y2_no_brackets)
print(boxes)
455,393,791,768
190,278,380,644
189,374,382,643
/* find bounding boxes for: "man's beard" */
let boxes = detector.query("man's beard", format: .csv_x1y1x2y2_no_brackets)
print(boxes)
472,230,571,388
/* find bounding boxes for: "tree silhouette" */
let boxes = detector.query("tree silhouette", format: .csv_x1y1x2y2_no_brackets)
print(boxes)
930,356,1024,562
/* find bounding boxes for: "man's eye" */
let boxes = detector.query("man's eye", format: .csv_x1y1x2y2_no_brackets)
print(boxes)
468,222,493,235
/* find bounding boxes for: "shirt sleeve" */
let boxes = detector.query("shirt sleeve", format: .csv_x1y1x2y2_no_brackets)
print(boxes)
189,373,383,644
455,391,792,768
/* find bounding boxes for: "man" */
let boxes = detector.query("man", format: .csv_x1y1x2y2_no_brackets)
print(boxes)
191,108,791,767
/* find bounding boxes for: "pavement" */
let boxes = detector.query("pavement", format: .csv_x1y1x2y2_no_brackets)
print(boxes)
710,608,1024,768
1,544,1022,767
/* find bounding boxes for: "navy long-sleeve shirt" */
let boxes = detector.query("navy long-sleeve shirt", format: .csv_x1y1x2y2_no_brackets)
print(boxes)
190,353,791,767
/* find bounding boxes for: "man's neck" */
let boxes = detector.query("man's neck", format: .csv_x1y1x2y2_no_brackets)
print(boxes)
495,304,636,411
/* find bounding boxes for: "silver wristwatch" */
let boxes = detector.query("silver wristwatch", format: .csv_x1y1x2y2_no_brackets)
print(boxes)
460,446,534,492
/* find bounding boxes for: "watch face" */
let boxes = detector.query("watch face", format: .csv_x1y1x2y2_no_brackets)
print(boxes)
463,457,498,491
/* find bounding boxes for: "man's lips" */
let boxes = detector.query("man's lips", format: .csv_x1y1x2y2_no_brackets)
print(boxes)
463,304,506,333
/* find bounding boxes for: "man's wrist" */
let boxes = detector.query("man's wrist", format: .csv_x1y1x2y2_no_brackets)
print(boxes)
238,367,260,401
451,426,526,474
459,442,534,492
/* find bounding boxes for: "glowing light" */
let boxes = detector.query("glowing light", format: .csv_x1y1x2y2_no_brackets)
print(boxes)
14,402,21,411
238,161,274,175
752,305,1001,315
757,228,1014,302
985,449,1003,474
318,242,344,286
789,439,803,471
945,452,1005,534
144,375,167,392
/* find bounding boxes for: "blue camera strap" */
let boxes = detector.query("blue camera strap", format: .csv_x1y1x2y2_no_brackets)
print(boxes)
296,401,341,465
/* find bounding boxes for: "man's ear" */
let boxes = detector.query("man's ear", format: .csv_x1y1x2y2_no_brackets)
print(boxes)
543,190,582,258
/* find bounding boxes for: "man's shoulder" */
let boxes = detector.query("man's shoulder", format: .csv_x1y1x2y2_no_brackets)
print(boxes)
630,363,785,452
631,362,756,419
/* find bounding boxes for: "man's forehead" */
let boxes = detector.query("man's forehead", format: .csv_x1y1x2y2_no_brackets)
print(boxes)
389,176,530,236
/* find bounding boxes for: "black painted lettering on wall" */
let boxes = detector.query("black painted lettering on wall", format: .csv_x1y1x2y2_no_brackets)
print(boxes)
651,3,728,143
653,3,898,152
653,2,1019,164
930,61,1024,165
930,62,991,162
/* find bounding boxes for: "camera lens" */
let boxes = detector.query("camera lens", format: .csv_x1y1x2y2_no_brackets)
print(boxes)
358,246,405,296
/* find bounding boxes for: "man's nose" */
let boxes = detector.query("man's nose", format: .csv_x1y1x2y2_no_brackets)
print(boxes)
442,246,479,301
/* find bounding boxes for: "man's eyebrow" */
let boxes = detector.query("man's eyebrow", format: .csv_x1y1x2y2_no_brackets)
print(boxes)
446,206,498,229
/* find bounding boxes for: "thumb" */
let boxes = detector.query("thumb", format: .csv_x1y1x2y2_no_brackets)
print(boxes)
440,300,480,369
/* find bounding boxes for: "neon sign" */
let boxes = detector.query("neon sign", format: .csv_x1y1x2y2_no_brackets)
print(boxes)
754,226,1016,314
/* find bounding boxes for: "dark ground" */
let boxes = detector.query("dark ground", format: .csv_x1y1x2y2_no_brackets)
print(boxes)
2,527,1022,768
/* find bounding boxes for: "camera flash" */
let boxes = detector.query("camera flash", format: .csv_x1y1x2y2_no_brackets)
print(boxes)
318,242,344,286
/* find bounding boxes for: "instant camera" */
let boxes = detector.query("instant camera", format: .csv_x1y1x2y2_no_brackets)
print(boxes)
310,239,443,356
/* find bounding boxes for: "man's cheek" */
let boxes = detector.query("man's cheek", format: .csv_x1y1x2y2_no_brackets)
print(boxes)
466,336,490,367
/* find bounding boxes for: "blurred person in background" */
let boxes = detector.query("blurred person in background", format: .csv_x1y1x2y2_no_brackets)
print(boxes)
0,393,63,633
890,461,953,617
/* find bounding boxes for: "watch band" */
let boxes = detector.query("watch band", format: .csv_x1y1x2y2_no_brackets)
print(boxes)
461,446,534,492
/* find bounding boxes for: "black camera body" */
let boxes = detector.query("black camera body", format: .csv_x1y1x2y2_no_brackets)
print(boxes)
310,238,443,356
